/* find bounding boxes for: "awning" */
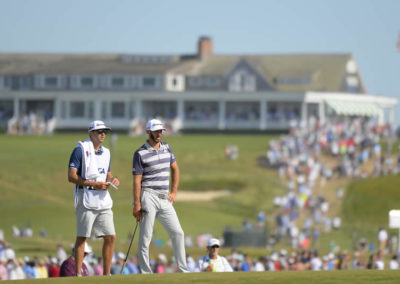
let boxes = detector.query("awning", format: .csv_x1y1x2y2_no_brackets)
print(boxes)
325,100,381,117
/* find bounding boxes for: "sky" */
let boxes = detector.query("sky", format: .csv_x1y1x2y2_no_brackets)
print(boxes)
1,0,400,123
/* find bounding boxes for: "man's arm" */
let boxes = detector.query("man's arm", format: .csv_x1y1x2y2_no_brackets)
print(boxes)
132,174,143,222
68,168,109,190
168,161,180,203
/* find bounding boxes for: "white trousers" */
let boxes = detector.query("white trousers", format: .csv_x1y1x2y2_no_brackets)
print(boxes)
137,190,188,273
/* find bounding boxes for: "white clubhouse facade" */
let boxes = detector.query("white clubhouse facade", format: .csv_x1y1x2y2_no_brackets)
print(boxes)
0,37,396,133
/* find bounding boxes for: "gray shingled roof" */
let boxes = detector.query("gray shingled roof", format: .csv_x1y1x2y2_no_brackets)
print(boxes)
0,53,182,75
0,52,359,92
185,54,354,92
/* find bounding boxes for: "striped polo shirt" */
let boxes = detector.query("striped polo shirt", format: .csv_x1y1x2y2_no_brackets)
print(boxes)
132,141,176,192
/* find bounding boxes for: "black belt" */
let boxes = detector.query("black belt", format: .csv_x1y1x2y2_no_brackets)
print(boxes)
78,186,96,190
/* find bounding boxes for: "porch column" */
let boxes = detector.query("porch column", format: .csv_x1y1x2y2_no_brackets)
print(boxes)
389,107,395,125
260,99,267,130
177,99,184,121
301,102,307,126
13,97,20,118
135,100,142,119
218,100,226,130
319,101,325,125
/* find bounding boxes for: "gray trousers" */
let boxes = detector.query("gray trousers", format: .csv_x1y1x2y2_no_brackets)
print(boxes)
137,190,188,273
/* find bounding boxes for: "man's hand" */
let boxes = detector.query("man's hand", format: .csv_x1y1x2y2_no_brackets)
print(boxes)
93,181,109,190
205,264,214,272
168,192,177,203
108,176,120,187
133,204,142,222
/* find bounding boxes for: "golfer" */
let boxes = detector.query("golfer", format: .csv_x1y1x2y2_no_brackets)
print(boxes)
132,118,189,273
68,120,120,276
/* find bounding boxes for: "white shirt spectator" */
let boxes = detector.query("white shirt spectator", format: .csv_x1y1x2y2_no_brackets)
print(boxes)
389,258,399,270
378,229,388,242
375,259,385,270
311,257,323,271
196,255,233,272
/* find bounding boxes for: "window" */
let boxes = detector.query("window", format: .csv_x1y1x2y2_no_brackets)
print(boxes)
111,102,125,118
81,77,94,88
129,101,135,118
70,102,85,118
229,70,256,92
226,102,259,121
45,76,58,88
19,76,32,90
101,102,108,119
188,77,202,88
61,101,66,119
112,77,124,88
143,77,156,87
88,102,94,119
184,101,218,120
0,100,13,120
345,75,360,93
206,76,220,87
274,77,312,85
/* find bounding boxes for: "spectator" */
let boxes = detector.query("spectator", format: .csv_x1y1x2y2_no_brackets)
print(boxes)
0,258,8,280
60,242,91,277
378,228,388,253
56,244,67,264
389,255,399,270
196,238,233,272
48,257,60,277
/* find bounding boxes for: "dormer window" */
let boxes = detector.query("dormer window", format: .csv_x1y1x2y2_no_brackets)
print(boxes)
345,75,360,93
229,69,256,92
166,74,184,92
111,77,125,88
274,76,313,85
206,76,220,87
45,76,58,88
143,77,156,88
81,76,94,88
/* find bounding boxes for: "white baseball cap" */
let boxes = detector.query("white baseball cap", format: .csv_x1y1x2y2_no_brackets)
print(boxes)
207,238,220,247
88,120,111,132
146,119,166,132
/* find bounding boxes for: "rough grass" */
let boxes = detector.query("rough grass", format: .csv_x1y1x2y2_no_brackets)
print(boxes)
0,134,281,258
1,134,399,262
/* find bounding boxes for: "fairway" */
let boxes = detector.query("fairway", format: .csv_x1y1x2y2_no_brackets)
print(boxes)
1,133,400,265
0,134,282,258
5,270,400,284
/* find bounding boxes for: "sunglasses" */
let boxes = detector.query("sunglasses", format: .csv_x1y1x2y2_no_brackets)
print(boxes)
211,245,220,249
96,129,109,134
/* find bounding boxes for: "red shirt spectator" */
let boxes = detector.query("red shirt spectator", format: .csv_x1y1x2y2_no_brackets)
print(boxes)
48,261,60,277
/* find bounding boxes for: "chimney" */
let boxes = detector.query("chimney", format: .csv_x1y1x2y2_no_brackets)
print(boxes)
197,36,213,59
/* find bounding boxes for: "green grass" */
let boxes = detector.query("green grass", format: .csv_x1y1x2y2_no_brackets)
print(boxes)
1,134,400,262
0,134,281,258
6,270,400,284
340,175,400,245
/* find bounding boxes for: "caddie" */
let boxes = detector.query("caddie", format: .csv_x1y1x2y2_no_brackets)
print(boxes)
68,120,120,276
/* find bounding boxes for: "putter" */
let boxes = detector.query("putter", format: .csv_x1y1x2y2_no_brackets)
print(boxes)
120,209,147,274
